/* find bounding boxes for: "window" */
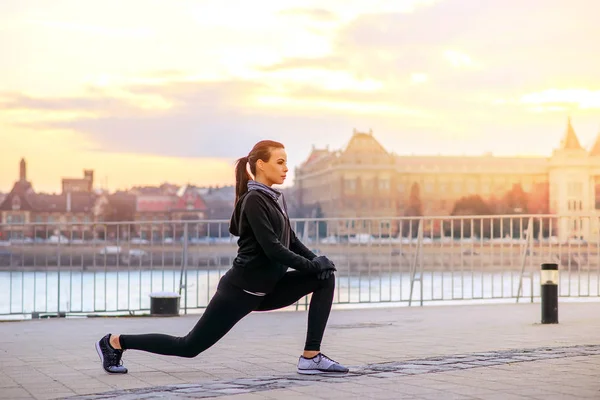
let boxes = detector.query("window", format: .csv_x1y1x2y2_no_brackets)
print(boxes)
595,177,600,210
466,179,477,194
345,179,356,191
378,179,390,191
6,214,24,224
481,182,490,195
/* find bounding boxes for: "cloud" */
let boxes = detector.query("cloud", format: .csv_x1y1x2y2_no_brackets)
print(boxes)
4,0,600,176
0,92,132,112
267,0,600,92
520,89,600,109
4,79,377,162
26,19,154,38
278,8,337,22
443,50,478,69
259,56,347,72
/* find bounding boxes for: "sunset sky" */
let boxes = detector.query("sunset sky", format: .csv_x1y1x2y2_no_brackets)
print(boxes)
1,0,600,193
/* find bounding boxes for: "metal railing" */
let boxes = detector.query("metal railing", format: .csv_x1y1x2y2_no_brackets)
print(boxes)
1,214,599,318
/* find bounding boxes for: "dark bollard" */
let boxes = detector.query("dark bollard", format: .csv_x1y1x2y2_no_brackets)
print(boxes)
541,263,559,324
150,291,181,316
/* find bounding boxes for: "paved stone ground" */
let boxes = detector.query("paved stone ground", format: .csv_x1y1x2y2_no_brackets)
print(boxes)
1,301,600,399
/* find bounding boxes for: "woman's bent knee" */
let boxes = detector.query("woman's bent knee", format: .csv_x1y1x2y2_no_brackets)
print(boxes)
177,336,204,358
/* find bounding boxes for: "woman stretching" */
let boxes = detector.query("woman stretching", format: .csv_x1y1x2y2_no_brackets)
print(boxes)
95,140,348,375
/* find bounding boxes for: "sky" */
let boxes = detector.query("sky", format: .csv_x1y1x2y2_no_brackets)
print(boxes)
1,0,600,193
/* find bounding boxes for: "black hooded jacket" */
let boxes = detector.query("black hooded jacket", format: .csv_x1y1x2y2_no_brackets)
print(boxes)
223,190,319,293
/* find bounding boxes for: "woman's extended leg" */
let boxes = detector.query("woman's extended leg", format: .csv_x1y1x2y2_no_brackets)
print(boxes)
95,278,261,374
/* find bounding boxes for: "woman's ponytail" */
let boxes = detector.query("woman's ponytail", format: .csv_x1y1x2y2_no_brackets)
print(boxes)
234,156,250,206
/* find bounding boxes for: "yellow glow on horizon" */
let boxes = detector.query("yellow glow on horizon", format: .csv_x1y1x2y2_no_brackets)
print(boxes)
3,109,100,122
520,89,600,109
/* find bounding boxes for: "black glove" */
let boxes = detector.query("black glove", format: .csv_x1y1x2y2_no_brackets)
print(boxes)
317,269,335,280
312,255,336,273
312,256,337,280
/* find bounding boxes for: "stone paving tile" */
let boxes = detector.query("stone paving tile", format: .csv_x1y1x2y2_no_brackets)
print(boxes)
0,387,34,399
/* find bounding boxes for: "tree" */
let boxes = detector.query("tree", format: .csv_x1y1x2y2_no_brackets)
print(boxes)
314,203,328,239
500,184,529,214
527,182,549,214
402,182,422,237
450,195,493,238
496,184,530,239
100,194,136,239
405,182,423,217
451,194,492,216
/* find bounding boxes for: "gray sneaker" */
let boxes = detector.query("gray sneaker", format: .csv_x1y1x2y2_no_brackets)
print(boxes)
297,353,349,374
95,334,128,374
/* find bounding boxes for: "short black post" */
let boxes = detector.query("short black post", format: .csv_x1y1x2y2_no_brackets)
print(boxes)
149,292,181,317
540,263,558,324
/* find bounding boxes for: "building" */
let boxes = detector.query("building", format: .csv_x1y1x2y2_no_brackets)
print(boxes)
62,170,94,193
0,159,97,240
132,185,208,240
198,185,235,237
294,119,600,241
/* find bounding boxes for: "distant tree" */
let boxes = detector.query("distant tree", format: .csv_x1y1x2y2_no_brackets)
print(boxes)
100,194,136,239
402,182,422,237
314,203,328,239
527,182,549,214
527,182,551,239
500,183,529,214
495,184,530,239
405,182,423,217
451,195,492,216
450,194,493,238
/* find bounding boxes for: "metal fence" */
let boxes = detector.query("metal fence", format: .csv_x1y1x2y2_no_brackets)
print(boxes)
1,214,600,318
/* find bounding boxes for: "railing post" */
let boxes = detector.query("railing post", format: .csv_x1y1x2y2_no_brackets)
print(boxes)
56,225,61,317
178,222,189,315
408,219,424,306
516,217,534,303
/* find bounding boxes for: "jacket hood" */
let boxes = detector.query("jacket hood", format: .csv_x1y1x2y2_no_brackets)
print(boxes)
229,191,250,236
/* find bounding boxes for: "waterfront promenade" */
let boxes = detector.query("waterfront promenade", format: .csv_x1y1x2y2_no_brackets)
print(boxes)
1,301,600,399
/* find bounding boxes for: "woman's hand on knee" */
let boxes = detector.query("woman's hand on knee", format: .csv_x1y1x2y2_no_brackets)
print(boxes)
317,269,335,280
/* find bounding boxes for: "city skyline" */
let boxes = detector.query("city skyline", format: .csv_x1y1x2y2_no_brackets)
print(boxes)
2,0,600,192
2,119,600,194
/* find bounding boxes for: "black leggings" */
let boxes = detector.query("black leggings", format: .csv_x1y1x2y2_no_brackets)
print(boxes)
119,270,335,357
